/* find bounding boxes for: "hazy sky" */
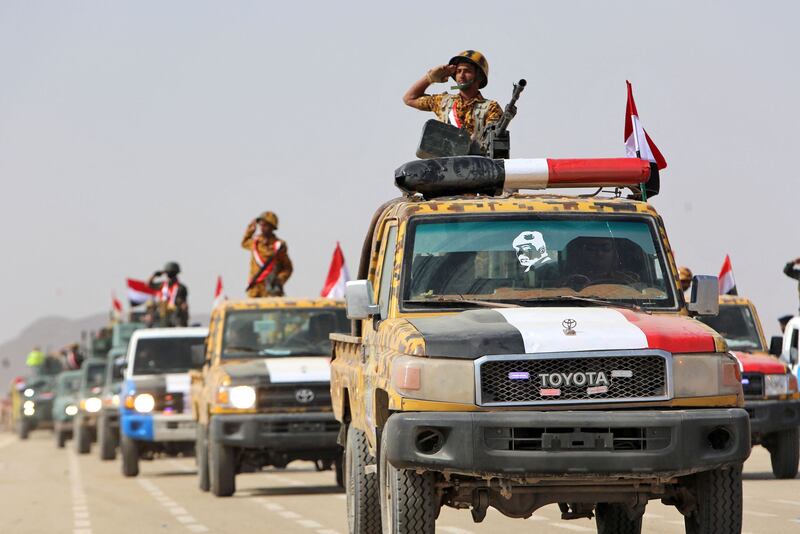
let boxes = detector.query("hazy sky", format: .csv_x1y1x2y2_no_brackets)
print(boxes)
1,1,798,344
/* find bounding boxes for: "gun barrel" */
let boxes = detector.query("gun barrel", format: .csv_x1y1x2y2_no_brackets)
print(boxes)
495,79,527,135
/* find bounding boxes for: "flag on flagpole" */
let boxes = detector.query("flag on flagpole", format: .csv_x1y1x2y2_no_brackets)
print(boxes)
126,278,159,306
321,243,350,299
112,292,123,320
718,255,737,295
213,275,226,308
624,81,667,170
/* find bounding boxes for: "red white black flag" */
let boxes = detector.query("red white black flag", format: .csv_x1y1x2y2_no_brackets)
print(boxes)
127,278,158,306
321,243,350,299
718,255,737,295
625,81,667,170
112,292,123,319
213,275,226,308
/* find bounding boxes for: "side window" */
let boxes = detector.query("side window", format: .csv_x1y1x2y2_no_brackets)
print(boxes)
791,327,799,362
378,226,398,320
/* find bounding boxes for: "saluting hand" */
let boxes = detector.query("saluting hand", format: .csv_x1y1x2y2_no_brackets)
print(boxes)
427,64,456,84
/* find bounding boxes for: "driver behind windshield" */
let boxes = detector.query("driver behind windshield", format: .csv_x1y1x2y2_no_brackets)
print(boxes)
562,237,641,288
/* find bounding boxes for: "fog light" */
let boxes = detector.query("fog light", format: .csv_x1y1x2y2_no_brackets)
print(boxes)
415,428,445,455
708,427,732,451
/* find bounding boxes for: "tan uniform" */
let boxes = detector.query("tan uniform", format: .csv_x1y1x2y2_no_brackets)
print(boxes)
416,92,503,137
242,230,293,297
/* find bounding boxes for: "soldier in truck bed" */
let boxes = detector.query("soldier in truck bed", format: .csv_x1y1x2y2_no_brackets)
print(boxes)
402,50,504,139
242,211,293,298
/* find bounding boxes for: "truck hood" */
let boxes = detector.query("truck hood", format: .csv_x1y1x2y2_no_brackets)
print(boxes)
732,351,787,374
220,357,331,384
406,307,720,359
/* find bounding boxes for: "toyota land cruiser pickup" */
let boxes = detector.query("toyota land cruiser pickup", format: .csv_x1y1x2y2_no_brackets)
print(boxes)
330,156,750,534
191,298,348,497
699,295,800,478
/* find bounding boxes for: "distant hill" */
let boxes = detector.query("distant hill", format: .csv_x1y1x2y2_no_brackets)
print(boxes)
0,312,209,389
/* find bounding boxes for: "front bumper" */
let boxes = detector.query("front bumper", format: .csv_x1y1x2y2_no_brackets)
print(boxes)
383,409,751,479
210,413,340,451
745,399,800,436
121,412,195,442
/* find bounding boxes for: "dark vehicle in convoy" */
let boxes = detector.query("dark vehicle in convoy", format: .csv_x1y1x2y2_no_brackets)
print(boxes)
52,370,83,448
15,372,59,439
331,155,750,534
97,350,127,460
699,295,800,478
191,298,348,497
119,327,207,477
74,358,107,454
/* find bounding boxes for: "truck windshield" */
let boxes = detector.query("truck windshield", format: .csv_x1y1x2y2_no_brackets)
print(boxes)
59,375,82,394
698,305,763,352
84,364,106,392
402,216,676,309
132,337,205,375
222,308,348,359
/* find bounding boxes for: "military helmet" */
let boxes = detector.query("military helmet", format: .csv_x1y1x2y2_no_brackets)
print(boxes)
449,50,489,88
678,266,693,282
258,211,279,229
163,261,181,275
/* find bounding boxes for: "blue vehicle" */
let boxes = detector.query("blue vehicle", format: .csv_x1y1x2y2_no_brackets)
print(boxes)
119,327,207,477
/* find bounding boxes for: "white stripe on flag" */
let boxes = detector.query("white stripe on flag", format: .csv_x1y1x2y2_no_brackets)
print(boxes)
495,308,649,353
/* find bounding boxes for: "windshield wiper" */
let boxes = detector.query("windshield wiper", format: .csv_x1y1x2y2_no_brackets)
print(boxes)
405,297,519,309
502,295,645,312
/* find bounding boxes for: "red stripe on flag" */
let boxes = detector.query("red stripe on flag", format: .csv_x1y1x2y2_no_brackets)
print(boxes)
321,243,349,298
617,309,717,353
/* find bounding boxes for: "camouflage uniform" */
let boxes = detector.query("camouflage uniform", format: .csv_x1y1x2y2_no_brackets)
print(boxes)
416,92,502,138
242,230,293,298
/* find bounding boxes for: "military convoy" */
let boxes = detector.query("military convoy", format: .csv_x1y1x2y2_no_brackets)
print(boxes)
74,358,107,454
330,156,751,534
190,298,348,496
52,370,82,448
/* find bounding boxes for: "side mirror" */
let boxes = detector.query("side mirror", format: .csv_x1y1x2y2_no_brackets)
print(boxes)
687,275,719,316
345,280,379,320
190,344,207,367
769,336,783,357
791,347,799,366
416,119,472,159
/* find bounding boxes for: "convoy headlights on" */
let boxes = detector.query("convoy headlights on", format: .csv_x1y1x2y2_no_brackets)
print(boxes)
228,386,257,410
23,388,34,398
65,404,78,416
133,393,155,413
84,397,103,413
765,374,791,396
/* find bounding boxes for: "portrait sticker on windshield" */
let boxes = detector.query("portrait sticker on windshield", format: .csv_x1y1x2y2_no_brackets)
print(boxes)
512,231,551,272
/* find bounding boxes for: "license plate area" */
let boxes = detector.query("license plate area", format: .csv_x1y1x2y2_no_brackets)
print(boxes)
542,429,613,451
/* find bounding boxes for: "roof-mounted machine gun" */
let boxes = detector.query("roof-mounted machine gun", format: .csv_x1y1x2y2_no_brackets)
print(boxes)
416,79,527,160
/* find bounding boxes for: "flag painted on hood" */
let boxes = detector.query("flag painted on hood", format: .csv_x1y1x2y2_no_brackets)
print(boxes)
321,243,350,299
624,81,667,170
719,254,737,295
127,278,158,305
213,275,226,308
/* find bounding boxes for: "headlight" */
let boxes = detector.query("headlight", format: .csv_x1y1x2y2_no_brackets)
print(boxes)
673,353,742,398
391,355,474,403
23,400,35,410
228,386,256,409
23,388,34,398
133,393,155,413
84,397,102,413
765,374,790,396
65,405,78,416
111,394,120,407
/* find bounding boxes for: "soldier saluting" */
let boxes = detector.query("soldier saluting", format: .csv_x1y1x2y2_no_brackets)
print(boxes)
149,262,189,327
403,50,503,139
242,211,293,297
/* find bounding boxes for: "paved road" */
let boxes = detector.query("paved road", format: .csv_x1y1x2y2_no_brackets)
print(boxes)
1,430,799,534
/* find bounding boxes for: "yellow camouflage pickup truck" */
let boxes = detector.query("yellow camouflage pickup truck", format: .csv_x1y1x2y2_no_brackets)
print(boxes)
330,156,749,534
191,297,349,497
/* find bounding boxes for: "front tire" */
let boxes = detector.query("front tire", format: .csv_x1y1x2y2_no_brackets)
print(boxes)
345,425,381,534
196,423,210,492
596,503,642,534
683,464,742,534
97,414,117,461
769,427,799,479
17,418,29,440
120,434,139,477
209,437,235,497
75,416,91,454
56,428,67,448
379,426,436,534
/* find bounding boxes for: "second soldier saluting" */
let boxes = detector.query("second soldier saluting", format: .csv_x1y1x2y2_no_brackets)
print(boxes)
242,211,293,297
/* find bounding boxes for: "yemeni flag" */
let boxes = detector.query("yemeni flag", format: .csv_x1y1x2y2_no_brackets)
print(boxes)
718,255,737,295
321,242,350,299
624,81,667,169
112,292,123,319
213,275,226,308
127,278,158,306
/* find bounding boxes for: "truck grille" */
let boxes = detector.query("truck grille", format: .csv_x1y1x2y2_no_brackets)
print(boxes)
257,384,331,409
484,425,671,452
741,373,764,397
476,351,670,406
155,392,186,414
